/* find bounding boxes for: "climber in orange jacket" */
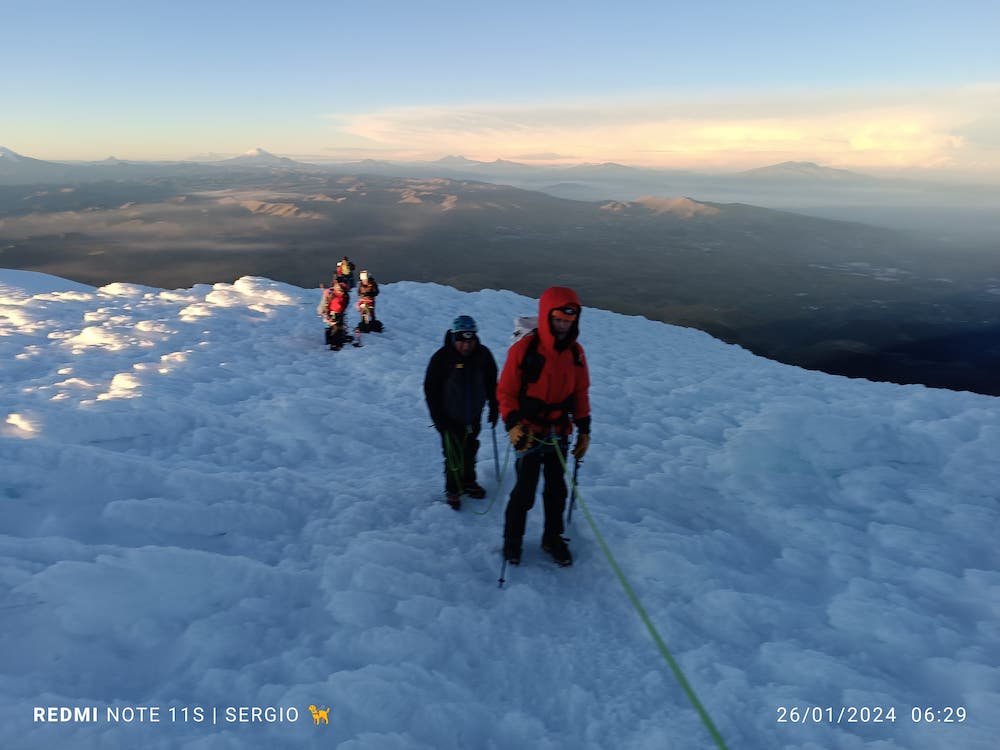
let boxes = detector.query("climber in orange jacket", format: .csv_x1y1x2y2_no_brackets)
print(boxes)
497,286,591,567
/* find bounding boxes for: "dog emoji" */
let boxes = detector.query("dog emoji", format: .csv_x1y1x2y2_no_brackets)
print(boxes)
308,705,330,725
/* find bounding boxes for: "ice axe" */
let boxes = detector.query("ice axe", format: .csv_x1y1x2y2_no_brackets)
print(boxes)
566,456,582,524
491,422,500,481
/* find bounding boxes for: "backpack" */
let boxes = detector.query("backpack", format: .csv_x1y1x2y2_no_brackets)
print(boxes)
511,315,537,344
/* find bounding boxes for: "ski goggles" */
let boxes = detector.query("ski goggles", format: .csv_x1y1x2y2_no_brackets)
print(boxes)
453,330,476,341
550,305,579,321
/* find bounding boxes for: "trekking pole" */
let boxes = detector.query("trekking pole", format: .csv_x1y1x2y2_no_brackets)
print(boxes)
498,557,508,588
491,423,500,481
443,430,465,495
566,456,582,524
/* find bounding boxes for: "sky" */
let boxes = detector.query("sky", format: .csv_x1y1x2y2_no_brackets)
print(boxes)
1,269,998,749
3,0,1000,176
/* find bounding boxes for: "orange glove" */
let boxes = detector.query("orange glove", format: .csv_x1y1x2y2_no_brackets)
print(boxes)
507,424,531,452
572,433,590,460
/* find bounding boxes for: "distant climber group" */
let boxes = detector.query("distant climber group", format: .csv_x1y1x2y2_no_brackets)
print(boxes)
317,256,382,350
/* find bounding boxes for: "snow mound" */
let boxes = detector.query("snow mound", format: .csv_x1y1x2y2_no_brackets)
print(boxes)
1,269,997,749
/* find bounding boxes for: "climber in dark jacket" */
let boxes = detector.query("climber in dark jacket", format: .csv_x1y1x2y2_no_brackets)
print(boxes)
423,315,499,510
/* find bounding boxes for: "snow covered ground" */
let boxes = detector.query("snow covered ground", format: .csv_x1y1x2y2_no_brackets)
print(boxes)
1,270,997,750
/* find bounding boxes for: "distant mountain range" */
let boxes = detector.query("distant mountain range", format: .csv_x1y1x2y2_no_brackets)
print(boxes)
0,148,1000,247
3,146,996,237
3,142,998,244
0,146,874,185
0,146,318,184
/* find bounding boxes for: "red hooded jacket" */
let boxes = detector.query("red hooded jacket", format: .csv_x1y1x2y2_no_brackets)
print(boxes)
324,286,348,315
498,287,591,436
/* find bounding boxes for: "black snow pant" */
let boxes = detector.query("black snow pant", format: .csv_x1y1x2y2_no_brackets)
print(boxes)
439,425,480,494
503,437,569,544
324,313,348,348
358,301,378,330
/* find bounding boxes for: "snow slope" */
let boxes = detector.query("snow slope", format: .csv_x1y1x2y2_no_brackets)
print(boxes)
1,271,997,749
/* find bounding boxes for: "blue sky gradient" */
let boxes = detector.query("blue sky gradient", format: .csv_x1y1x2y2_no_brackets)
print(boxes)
4,0,998,175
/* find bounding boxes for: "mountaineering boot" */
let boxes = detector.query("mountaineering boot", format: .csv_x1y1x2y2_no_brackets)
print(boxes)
446,492,462,511
464,482,486,499
541,535,573,567
503,538,522,566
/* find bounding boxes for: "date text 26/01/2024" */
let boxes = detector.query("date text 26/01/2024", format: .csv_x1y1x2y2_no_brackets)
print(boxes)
776,706,968,724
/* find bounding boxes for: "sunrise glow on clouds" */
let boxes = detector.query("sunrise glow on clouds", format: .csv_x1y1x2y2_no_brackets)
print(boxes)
326,86,995,172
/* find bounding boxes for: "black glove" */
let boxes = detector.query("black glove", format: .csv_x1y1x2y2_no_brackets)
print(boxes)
488,404,499,426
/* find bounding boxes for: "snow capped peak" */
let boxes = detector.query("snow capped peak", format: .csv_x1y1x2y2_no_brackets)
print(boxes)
435,155,481,165
0,146,59,172
219,147,301,167
0,146,25,162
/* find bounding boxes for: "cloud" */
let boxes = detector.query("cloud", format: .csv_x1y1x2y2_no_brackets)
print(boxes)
508,152,577,161
324,86,999,172
955,117,1000,149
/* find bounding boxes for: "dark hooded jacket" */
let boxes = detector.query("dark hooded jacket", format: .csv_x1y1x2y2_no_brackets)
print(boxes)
424,331,499,430
357,277,379,302
498,286,591,436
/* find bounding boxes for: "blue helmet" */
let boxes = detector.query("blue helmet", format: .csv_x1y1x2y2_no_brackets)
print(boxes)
451,315,478,333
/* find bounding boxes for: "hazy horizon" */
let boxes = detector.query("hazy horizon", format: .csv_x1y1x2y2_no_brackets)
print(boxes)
6,146,1000,189
4,1,999,181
